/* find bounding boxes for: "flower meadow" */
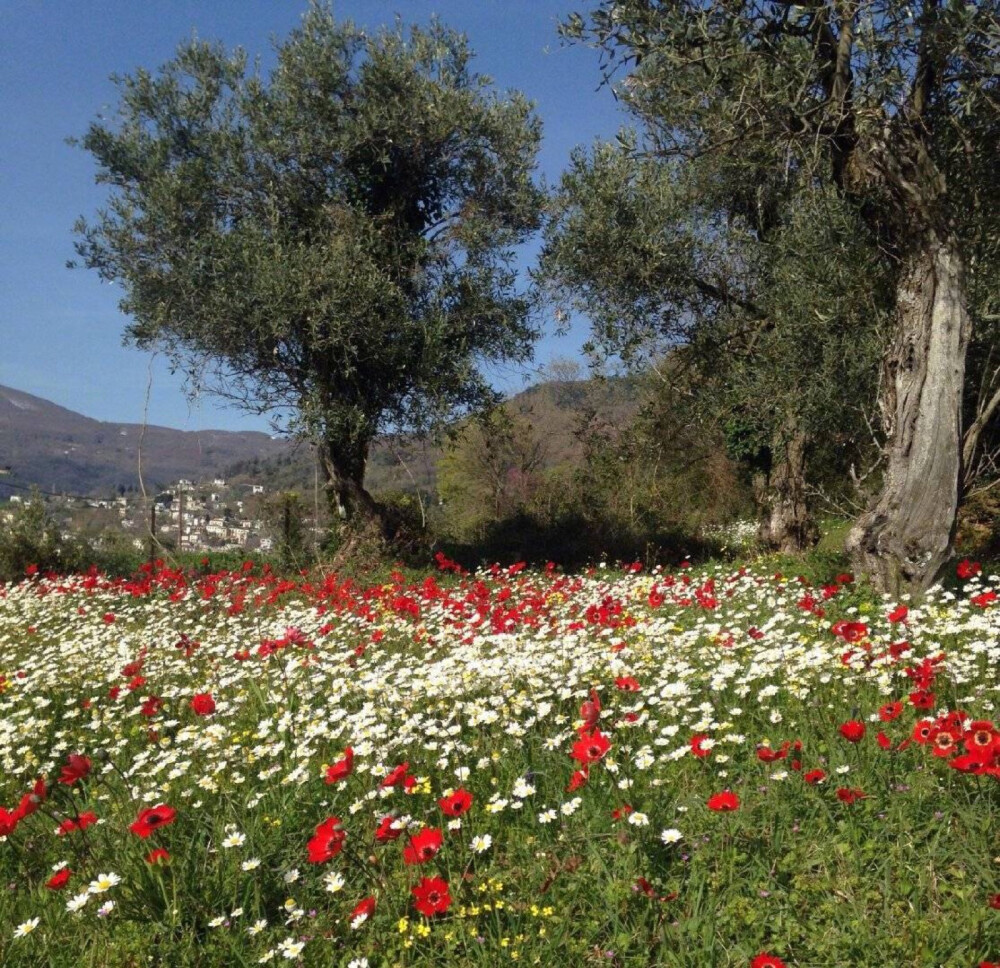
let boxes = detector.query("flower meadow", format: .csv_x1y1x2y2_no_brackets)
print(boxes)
4,558,1000,966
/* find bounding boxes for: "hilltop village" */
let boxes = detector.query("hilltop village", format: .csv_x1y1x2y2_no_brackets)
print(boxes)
2,479,289,554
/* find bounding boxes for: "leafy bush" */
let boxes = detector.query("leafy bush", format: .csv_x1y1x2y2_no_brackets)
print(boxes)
0,497,91,581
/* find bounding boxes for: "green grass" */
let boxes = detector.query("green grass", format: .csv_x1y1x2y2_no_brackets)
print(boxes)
1,558,1000,967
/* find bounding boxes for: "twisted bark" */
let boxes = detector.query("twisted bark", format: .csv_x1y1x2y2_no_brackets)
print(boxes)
317,433,379,525
756,426,817,554
846,233,970,593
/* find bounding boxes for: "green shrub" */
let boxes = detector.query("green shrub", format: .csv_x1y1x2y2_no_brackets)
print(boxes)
0,496,90,581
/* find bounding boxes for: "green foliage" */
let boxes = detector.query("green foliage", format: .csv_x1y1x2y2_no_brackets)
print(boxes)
0,498,87,582
542,111,890,535
434,374,751,568
262,491,310,571
570,385,749,542
73,2,544,516
560,2,1000,192
548,0,1000,550
437,407,546,540
0,499,151,583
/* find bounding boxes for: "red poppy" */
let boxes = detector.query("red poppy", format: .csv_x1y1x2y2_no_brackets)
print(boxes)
839,720,866,743
750,955,787,968
950,752,992,773
839,621,869,643
958,558,982,579
190,693,216,716
879,702,903,723
690,734,711,759
912,719,935,744
707,791,740,812
381,762,411,788
803,769,826,785
932,729,961,758
438,788,473,817
146,847,171,865
412,876,452,916
403,827,443,865
58,754,92,786
375,815,403,842
325,747,354,784
307,816,346,863
350,896,376,924
57,811,98,836
0,807,20,837
965,721,998,756
615,676,641,692
635,875,656,897
571,729,611,765
876,731,893,750
579,690,601,731
45,868,72,890
141,696,163,718
14,777,46,822
990,894,1000,910
129,805,177,838
973,591,998,608
887,605,908,623
836,787,866,804
566,767,589,792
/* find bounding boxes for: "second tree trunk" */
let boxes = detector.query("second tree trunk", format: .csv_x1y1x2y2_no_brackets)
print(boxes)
757,425,815,554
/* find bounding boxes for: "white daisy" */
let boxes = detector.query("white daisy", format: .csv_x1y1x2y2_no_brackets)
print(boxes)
13,918,39,939
470,833,492,853
88,872,121,894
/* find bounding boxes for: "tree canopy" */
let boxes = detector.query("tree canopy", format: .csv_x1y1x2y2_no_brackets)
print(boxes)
550,0,1000,589
73,4,543,522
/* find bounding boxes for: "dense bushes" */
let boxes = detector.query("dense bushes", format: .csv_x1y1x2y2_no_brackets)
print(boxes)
430,376,755,569
0,497,94,581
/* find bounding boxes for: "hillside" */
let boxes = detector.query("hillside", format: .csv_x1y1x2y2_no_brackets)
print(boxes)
0,385,290,498
0,376,642,500
225,375,643,497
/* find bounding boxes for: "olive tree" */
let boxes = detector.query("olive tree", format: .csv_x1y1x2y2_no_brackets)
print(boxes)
542,130,888,553
73,5,543,527
557,0,1000,591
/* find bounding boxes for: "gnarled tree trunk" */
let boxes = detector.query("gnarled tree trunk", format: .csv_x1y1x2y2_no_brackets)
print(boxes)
756,425,816,553
846,232,970,594
318,433,380,525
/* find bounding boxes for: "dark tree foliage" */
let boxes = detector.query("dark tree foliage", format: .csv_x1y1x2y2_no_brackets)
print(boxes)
552,0,1000,590
543,105,889,555
73,5,544,527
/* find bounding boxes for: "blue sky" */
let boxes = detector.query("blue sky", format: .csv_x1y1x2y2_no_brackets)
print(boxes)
0,1,625,431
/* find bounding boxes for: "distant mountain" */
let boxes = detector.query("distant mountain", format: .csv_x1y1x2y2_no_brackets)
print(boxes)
0,376,642,500
0,384,291,497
